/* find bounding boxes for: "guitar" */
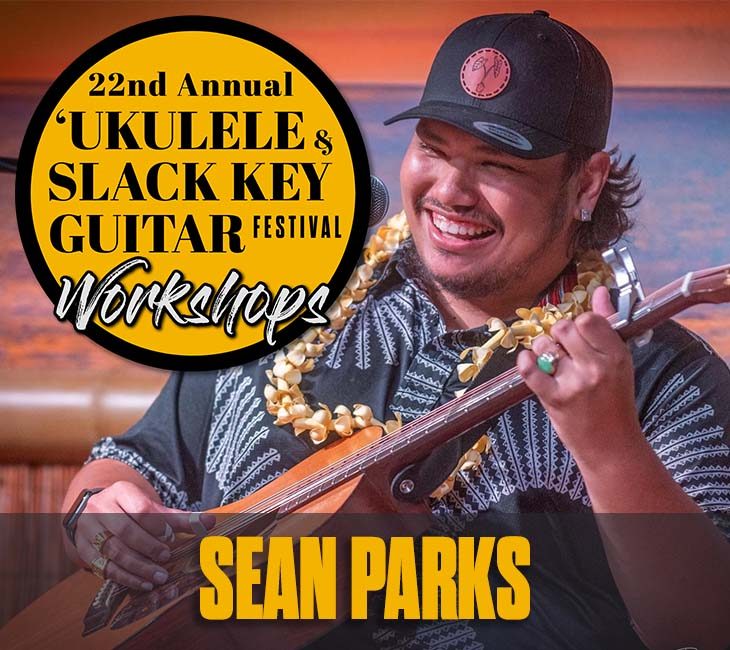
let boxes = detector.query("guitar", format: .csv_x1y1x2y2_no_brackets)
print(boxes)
2,261,729,649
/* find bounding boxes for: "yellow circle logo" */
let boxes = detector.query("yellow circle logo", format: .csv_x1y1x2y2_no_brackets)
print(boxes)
17,17,370,370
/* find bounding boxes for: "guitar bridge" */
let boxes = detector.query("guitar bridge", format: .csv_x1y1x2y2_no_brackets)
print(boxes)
82,579,128,636
110,569,203,629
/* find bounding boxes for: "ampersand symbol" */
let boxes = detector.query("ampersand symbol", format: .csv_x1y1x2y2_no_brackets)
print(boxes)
314,130,333,156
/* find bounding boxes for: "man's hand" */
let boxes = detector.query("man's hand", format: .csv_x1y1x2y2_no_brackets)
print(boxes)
70,481,214,591
516,286,646,470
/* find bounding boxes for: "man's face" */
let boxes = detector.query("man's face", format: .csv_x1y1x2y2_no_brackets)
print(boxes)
400,119,578,306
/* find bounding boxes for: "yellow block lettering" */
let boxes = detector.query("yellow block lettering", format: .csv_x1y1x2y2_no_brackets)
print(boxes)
236,536,264,619
496,536,530,620
458,536,496,619
384,537,420,619
421,536,457,619
351,536,386,619
262,537,299,619
199,536,234,620
300,536,336,619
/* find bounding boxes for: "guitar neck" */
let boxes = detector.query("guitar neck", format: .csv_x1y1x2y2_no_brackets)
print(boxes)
371,272,716,469
290,267,730,496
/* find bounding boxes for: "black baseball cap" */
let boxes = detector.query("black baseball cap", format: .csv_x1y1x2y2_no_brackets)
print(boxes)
384,10,613,159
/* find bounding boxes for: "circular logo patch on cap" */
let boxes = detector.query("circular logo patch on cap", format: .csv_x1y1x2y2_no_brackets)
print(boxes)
460,48,510,99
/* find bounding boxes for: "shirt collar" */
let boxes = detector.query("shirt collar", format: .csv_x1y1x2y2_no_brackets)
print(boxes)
371,237,577,339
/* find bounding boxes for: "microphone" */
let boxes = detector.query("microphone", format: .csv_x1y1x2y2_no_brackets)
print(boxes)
0,157,18,174
369,175,389,226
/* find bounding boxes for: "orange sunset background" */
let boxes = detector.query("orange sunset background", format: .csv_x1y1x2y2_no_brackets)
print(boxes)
1,0,729,375
2,1,730,87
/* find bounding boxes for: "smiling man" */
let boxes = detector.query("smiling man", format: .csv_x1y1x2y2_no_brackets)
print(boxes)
62,10,730,650
398,119,595,328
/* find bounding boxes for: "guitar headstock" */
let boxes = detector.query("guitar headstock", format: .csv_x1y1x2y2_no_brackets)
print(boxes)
684,264,730,304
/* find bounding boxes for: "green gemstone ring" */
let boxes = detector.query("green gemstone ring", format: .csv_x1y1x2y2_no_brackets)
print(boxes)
536,351,559,375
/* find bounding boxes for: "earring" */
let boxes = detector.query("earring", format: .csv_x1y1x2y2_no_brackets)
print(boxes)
579,208,592,222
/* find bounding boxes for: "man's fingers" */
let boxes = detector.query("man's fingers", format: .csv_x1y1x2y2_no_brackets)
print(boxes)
126,510,181,543
76,541,152,591
100,535,169,586
70,482,215,591
77,530,169,591
159,510,217,536
101,514,171,563
517,349,558,400
121,499,216,538
104,560,156,592
573,311,626,357
551,316,608,362
591,286,616,318
530,334,562,358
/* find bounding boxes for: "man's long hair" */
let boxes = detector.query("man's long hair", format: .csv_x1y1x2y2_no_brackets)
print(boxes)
565,146,642,255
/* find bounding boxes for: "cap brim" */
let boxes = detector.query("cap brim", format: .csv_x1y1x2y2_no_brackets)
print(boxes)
384,101,571,160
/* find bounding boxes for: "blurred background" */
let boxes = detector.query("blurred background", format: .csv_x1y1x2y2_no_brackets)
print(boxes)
1,0,729,508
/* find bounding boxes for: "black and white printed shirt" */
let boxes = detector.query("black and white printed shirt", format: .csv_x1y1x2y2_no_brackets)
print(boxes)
89,240,730,649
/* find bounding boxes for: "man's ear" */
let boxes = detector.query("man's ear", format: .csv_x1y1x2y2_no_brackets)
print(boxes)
576,151,611,216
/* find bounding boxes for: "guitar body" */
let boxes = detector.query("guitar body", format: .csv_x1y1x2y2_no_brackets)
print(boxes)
1,425,429,649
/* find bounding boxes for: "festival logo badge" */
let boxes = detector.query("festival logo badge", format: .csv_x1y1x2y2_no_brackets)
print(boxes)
16,16,370,370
